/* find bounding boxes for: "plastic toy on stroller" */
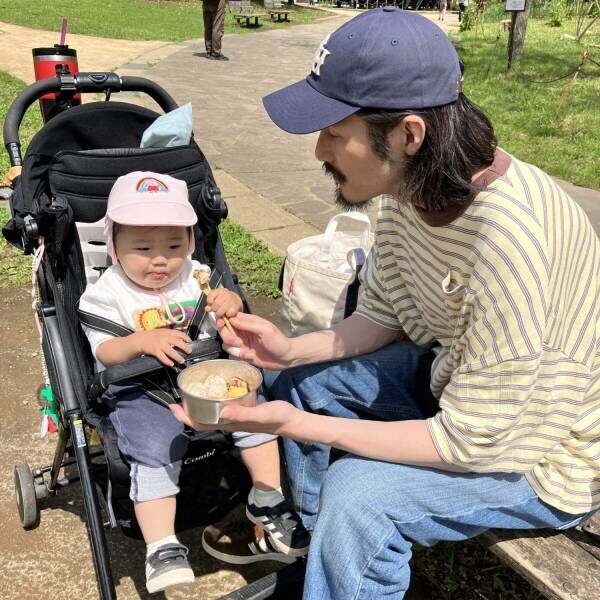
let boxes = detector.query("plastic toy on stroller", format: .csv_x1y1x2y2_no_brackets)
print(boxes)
2,72,304,599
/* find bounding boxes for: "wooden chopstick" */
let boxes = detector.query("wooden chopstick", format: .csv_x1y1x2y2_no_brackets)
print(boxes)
193,269,238,337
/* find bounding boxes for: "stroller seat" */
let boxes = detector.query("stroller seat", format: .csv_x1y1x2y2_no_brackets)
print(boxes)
2,77,268,598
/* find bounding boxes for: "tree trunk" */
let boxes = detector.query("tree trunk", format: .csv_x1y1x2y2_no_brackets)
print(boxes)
507,0,531,70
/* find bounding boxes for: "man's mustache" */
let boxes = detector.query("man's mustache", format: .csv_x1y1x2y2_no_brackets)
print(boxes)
322,162,347,184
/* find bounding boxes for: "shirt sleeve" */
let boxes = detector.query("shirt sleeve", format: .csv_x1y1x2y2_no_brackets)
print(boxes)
355,243,402,330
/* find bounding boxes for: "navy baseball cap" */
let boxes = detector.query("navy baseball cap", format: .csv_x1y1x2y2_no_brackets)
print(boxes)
263,8,462,134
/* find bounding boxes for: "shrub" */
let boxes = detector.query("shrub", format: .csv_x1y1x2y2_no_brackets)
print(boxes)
548,0,569,26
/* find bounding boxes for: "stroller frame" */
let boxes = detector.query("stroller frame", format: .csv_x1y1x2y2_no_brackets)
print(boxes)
4,72,304,600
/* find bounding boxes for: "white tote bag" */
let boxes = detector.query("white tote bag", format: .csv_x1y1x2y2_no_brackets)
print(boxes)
280,212,373,337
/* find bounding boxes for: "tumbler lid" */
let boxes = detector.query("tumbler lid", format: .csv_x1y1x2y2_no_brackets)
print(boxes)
32,45,77,58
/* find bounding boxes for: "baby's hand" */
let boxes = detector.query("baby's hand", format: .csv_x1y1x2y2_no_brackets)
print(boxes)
205,289,243,319
135,329,192,367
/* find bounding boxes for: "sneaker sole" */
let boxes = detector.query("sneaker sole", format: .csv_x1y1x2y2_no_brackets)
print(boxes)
201,530,296,565
245,507,309,558
146,568,195,594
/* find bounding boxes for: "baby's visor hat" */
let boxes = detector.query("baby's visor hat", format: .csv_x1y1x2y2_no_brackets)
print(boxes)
263,8,462,134
105,171,197,261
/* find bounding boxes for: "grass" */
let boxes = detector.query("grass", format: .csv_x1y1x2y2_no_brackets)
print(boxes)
0,0,326,41
410,540,544,600
457,12,600,189
220,219,283,298
0,208,31,287
0,72,43,178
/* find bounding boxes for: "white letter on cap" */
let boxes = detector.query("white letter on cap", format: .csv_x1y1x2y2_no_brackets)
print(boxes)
312,34,331,77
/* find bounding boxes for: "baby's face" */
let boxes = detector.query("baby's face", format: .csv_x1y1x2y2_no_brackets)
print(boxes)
114,225,189,290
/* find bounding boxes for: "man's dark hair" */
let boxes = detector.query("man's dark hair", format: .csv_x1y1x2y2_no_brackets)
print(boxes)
357,93,496,213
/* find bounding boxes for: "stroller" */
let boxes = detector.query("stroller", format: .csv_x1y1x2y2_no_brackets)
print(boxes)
3,72,304,599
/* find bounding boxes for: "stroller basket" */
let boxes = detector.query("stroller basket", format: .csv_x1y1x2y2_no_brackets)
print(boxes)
3,72,303,599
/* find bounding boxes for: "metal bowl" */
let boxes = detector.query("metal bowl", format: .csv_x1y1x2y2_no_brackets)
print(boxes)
177,359,262,425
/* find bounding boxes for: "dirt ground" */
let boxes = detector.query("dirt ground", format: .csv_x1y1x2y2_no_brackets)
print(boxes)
0,284,533,600
0,285,289,600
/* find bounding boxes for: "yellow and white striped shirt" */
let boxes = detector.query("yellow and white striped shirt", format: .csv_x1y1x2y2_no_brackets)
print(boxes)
356,150,600,514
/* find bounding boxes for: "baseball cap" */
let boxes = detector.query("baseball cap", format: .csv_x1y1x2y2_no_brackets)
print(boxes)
263,8,462,134
105,171,197,261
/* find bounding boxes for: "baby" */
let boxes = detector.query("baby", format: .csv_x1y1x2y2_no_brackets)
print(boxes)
79,171,309,594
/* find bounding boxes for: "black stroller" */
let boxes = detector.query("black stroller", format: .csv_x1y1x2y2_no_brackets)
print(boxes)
3,72,304,599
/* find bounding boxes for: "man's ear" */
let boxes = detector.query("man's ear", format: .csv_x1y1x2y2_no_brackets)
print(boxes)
389,115,426,157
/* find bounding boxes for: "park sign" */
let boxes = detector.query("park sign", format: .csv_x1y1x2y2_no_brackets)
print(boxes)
505,0,526,10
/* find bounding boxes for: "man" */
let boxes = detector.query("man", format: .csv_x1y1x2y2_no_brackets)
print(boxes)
173,8,600,599
202,0,227,60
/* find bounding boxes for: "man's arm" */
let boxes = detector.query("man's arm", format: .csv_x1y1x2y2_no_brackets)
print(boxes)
223,312,401,371
171,399,466,471
287,312,401,367
279,407,464,469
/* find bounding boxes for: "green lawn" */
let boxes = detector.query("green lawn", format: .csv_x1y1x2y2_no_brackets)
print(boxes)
0,72,43,178
457,14,600,189
0,0,325,41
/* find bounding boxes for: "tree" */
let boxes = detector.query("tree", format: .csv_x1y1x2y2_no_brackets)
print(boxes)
507,0,532,70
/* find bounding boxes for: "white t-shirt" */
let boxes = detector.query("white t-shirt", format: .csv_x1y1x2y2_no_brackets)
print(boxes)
79,258,216,370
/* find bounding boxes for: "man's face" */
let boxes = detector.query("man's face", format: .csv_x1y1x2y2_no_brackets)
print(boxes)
315,114,403,208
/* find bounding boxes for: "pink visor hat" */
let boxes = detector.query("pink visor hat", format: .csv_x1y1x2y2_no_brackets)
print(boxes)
104,171,197,262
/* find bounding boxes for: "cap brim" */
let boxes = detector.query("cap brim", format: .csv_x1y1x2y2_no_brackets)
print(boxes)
109,202,198,227
263,79,360,134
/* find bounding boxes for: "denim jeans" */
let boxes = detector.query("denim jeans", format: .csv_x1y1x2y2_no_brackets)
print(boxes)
264,342,594,600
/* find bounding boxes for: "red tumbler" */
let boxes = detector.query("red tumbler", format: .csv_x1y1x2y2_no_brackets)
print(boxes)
32,44,81,123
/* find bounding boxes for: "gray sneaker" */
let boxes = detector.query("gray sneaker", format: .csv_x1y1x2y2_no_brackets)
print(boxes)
145,543,195,594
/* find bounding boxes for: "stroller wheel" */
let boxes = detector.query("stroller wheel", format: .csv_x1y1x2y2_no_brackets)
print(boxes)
14,463,40,530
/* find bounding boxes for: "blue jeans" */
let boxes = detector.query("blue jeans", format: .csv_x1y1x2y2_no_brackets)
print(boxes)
265,342,594,600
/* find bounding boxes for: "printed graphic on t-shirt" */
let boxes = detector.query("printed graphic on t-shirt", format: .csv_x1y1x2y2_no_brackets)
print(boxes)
133,299,197,331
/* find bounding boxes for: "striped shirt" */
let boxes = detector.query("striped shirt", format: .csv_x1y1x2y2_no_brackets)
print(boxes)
355,150,600,514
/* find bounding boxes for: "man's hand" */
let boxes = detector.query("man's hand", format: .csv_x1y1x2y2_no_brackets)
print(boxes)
217,312,294,370
205,288,243,319
134,329,192,367
170,400,300,436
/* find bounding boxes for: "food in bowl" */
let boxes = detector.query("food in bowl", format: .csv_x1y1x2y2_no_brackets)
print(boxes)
185,375,250,400
177,359,262,424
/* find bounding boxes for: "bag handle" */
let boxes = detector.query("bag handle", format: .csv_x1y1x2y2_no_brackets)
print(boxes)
320,212,371,255
344,247,367,318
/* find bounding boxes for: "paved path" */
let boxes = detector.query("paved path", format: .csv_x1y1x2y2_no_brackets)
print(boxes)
1,11,599,253
0,22,186,85
132,10,468,253
120,9,600,252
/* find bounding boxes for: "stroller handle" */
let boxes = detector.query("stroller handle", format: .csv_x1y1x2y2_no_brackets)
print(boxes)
3,73,179,167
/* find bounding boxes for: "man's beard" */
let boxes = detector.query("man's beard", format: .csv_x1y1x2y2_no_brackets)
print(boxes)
322,162,373,210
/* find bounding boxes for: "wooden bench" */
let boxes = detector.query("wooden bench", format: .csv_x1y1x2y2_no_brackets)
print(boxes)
482,513,600,599
229,0,265,27
264,0,291,21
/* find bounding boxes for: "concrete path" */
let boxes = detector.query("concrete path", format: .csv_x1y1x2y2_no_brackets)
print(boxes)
0,22,186,85
140,14,600,252
131,10,468,253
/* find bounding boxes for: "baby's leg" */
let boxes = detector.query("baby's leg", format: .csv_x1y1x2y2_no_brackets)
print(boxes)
239,438,281,491
134,489,177,543
103,383,193,592
230,430,310,558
